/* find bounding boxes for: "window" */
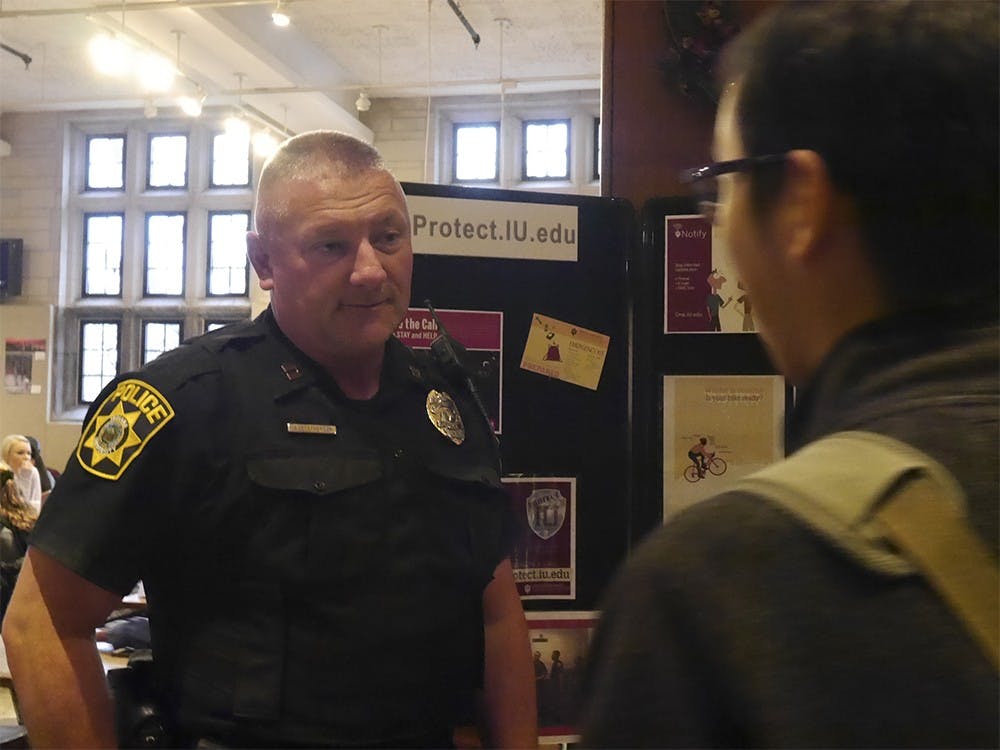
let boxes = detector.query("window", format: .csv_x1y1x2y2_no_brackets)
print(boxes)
145,213,186,295
211,129,252,187
148,134,188,188
58,117,254,418
86,135,125,190
523,119,570,180
453,122,499,182
83,213,123,296
207,211,250,295
79,321,120,403
436,93,599,194
142,321,182,364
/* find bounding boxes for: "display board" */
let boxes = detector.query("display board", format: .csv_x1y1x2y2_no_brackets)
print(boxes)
632,196,791,542
402,182,635,611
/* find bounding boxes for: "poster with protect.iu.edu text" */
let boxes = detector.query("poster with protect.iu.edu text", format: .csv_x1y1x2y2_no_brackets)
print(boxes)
663,375,785,520
502,476,576,600
663,214,755,333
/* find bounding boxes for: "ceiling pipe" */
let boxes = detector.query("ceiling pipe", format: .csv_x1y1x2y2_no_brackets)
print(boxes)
0,42,32,69
0,1,271,20
445,0,480,49
213,73,600,98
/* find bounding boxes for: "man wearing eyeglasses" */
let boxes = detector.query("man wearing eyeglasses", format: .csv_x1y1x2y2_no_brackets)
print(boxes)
580,2,998,748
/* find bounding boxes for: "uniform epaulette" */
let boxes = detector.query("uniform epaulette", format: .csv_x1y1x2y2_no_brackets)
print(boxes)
135,339,223,394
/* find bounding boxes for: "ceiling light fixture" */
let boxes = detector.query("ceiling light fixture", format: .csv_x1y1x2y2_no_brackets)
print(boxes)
253,129,279,157
355,90,371,112
272,1,291,28
136,49,176,92
88,32,132,76
178,89,206,117
225,112,250,137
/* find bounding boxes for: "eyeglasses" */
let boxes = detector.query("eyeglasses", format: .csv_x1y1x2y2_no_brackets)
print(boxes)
680,153,788,222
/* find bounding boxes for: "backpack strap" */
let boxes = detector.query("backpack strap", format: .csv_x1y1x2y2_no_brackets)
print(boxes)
875,475,999,670
734,430,998,670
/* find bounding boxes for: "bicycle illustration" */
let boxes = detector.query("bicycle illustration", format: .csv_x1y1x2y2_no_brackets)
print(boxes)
683,454,728,483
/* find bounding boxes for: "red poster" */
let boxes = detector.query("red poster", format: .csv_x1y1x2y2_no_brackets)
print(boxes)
502,477,576,600
395,308,504,433
526,611,599,744
664,214,714,332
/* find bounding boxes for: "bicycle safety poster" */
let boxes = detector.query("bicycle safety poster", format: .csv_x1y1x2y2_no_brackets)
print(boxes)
662,375,785,521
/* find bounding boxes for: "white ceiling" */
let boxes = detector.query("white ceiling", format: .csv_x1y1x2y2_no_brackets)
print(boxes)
0,0,602,139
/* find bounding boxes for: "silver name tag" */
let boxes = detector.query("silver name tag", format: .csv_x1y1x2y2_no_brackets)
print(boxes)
286,423,337,435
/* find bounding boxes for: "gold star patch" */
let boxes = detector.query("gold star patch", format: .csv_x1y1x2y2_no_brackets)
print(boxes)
76,379,175,480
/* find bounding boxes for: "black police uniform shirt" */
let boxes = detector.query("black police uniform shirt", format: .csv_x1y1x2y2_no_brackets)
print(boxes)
32,308,516,746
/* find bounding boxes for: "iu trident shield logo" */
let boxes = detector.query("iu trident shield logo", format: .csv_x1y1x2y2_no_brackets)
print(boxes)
526,488,567,540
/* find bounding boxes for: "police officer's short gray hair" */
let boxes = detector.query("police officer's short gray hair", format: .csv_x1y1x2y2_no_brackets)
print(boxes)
254,130,390,234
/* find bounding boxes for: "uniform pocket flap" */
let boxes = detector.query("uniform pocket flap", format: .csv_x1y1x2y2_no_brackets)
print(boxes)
426,461,500,488
247,455,382,495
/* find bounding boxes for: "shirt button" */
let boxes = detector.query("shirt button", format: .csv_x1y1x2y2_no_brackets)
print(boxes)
313,480,326,491
394,448,404,458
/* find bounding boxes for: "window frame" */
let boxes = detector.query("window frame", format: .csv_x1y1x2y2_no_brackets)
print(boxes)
521,118,571,182
84,133,127,192
451,121,501,184
206,209,251,297
593,117,601,182
77,318,122,404
146,131,189,190
82,211,125,298
434,93,600,194
56,114,255,420
209,128,252,188
143,211,188,298
141,318,184,365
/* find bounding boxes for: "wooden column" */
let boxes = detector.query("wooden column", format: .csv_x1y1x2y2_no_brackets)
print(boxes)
601,0,774,210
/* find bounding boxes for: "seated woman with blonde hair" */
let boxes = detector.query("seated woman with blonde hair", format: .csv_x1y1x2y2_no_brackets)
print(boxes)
1,434,41,515
0,458,36,620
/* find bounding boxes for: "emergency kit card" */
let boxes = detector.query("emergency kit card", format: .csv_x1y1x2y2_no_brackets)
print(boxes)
520,314,609,391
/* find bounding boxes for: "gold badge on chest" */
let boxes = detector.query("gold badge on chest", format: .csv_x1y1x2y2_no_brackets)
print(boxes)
426,389,465,445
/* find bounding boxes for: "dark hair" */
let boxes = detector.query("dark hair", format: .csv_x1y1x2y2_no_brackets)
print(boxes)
26,435,52,493
721,1,998,313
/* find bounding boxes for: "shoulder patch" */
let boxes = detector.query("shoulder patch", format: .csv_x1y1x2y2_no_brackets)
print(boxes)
76,379,175,480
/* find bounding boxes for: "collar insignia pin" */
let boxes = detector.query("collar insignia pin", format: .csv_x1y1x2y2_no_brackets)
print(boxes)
426,389,465,445
281,362,303,381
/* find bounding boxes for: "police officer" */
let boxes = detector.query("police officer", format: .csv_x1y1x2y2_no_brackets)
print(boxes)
3,131,538,748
